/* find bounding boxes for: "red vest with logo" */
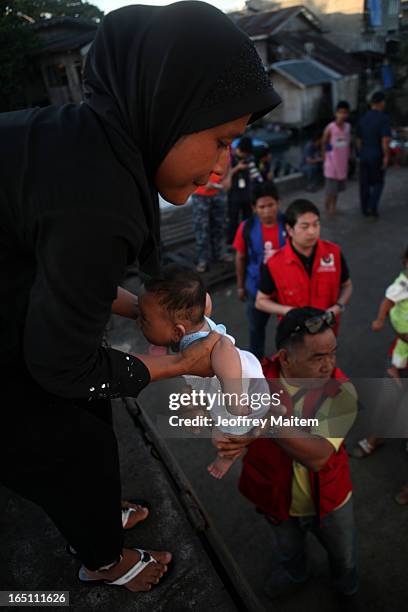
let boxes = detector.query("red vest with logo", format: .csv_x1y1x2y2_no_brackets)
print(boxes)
239,357,352,522
267,239,342,312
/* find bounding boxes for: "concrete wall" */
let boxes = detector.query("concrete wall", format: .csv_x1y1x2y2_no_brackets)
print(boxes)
268,73,323,126
40,51,83,105
332,74,359,110
254,39,269,66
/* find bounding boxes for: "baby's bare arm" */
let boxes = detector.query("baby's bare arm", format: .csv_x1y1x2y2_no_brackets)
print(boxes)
211,337,250,416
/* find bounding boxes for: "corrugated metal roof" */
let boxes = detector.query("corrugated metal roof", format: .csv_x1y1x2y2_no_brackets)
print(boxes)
34,31,96,54
271,59,340,87
234,6,321,37
273,32,362,76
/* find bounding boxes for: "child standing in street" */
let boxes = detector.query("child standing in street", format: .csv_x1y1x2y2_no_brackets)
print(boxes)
372,246,408,377
351,247,408,460
232,181,286,359
322,100,351,217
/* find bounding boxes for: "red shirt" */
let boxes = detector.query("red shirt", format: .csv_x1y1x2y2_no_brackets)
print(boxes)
194,173,223,197
233,220,280,264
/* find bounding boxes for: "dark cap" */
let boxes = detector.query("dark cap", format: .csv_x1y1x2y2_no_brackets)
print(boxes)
275,307,333,350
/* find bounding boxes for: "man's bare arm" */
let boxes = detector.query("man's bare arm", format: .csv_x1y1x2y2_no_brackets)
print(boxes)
273,432,334,471
256,290,293,316
382,136,391,168
235,252,246,298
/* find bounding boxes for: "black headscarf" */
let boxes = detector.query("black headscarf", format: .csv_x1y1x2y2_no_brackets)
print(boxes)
83,1,281,274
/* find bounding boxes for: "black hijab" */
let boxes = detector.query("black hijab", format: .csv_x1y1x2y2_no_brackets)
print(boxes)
83,1,281,274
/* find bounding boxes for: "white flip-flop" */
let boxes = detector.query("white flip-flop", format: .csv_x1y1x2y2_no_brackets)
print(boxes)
78,548,158,587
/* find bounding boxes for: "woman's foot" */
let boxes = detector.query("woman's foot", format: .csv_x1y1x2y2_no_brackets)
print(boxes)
84,548,172,592
121,501,149,529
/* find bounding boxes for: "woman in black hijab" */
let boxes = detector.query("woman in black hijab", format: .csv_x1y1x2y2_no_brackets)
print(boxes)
0,1,280,592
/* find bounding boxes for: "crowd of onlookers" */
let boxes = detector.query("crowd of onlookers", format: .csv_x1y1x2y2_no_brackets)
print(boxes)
189,92,408,592
186,90,408,599
191,91,396,275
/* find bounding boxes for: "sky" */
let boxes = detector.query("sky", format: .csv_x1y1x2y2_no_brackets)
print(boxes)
94,0,246,16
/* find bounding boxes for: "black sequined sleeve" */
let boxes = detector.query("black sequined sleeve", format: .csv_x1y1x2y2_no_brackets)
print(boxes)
23,210,151,399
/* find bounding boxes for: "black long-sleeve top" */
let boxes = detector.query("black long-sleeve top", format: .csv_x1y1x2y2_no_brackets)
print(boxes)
0,104,151,399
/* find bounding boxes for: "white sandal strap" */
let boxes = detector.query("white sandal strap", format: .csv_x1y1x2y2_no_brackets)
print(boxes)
358,438,373,454
108,549,157,586
121,507,136,528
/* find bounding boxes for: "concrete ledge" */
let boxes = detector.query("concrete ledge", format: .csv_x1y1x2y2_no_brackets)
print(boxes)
274,171,307,195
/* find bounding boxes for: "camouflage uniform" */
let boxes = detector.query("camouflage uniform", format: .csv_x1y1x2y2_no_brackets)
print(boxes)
191,192,227,266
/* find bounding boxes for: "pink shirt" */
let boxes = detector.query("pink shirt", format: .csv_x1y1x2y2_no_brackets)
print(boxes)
323,121,351,181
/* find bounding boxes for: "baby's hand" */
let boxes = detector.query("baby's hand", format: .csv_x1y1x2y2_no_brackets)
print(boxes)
372,319,384,332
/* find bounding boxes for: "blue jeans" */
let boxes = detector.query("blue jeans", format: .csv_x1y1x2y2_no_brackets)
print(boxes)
268,498,358,595
359,159,385,215
246,293,270,360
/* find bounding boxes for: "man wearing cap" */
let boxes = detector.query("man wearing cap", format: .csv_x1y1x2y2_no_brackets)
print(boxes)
255,199,352,331
356,91,392,218
216,308,358,599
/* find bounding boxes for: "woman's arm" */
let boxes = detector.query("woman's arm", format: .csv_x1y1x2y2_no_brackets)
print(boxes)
133,331,220,381
112,287,139,319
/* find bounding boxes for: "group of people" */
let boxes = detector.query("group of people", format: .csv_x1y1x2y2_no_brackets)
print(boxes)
204,99,406,598
0,0,406,605
302,91,393,218
191,89,393,276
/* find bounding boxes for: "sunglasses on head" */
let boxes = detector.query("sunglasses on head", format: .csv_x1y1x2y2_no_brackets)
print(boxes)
292,311,336,335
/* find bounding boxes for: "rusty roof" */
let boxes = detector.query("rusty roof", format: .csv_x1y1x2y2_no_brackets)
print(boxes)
234,6,322,37
273,32,362,75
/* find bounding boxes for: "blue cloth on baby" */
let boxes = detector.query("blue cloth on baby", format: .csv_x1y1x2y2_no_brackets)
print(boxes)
179,316,235,352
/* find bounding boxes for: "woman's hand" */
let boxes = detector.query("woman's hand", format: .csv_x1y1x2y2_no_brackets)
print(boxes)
179,331,221,377
133,332,220,382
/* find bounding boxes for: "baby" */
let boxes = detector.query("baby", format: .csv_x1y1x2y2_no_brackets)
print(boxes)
372,246,408,378
138,265,270,478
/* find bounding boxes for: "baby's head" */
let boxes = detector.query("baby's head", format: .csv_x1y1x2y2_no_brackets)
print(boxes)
139,265,210,348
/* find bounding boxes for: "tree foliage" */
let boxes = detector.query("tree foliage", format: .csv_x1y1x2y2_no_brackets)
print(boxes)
0,1,103,111
4,1,103,22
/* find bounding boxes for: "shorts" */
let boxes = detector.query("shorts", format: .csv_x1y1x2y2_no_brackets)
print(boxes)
325,178,346,197
391,338,408,369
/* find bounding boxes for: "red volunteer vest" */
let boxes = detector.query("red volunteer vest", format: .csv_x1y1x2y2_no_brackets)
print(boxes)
239,357,352,522
267,239,342,312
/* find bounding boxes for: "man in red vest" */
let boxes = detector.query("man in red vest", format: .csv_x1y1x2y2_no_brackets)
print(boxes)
255,199,352,329
216,308,358,599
